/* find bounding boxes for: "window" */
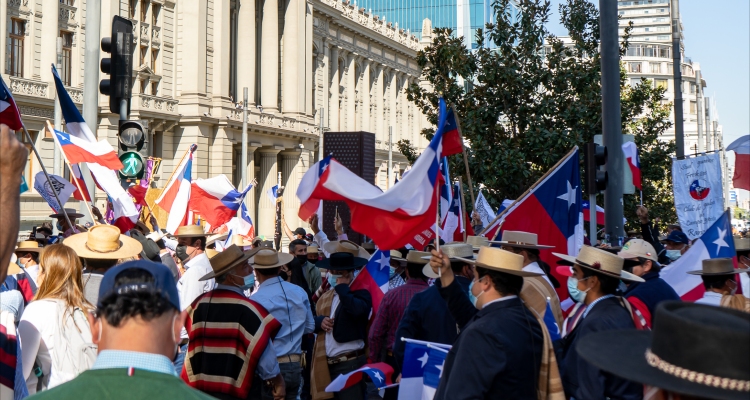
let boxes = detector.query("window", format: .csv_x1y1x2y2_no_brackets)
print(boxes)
628,62,642,73
140,79,148,94
59,0,75,5
690,82,696,94
8,19,25,77
129,0,138,19
667,63,673,73
151,82,159,96
228,3,238,101
152,4,160,26
140,46,148,67
650,63,661,74
690,101,696,114
655,79,667,89
151,48,158,72
60,31,73,85
140,0,149,22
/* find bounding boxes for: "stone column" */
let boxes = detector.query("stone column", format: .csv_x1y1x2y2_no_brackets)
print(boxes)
401,75,409,142
375,65,385,141
181,0,208,94
210,127,234,177
281,150,303,234
329,46,340,131
0,0,6,73
237,0,256,105
388,70,397,140
258,147,283,239
261,0,280,112
362,60,371,133
304,1,314,115
346,54,357,131
282,0,302,115
321,39,330,122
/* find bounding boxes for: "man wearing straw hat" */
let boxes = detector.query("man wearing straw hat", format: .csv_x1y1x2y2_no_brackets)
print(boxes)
493,231,564,328
427,246,552,399
181,244,286,399
251,248,315,400
688,258,750,311
12,240,43,301
63,224,143,305
49,208,84,239
553,246,644,400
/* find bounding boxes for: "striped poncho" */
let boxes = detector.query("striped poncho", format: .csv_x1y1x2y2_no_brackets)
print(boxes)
181,289,281,399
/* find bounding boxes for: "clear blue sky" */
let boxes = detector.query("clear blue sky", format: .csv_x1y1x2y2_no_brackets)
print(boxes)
545,0,749,146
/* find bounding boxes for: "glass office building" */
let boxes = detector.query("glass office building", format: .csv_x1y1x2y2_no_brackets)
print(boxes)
357,0,518,48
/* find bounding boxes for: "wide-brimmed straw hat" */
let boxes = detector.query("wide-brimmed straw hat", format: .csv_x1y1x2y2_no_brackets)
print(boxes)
249,249,294,269
687,258,750,276
316,252,369,271
466,235,489,250
173,225,207,238
205,248,220,259
452,246,539,277
422,243,475,279
577,301,750,400
49,207,85,219
308,245,320,254
206,233,228,246
63,225,143,260
200,245,260,281
15,241,43,254
734,237,750,252
390,250,406,263
553,246,644,283
323,240,370,258
490,231,554,249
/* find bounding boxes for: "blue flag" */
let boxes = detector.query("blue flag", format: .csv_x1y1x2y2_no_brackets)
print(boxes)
422,347,448,399
543,299,561,341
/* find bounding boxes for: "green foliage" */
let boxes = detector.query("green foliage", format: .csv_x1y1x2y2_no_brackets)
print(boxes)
406,0,676,227
396,139,419,165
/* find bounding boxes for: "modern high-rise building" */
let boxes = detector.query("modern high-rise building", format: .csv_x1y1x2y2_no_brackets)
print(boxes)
357,0,519,48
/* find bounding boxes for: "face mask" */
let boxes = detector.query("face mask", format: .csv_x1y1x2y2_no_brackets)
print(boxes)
297,255,309,265
567,277,586,303
728,280,738,296
175,245,191,263
389,266,397,278
279,271,289,281
470,278,486,309
16,258,25,268
308,258,318,265
570,276,592,302
665,249,682,261
56,222,63,232
328,274,341,287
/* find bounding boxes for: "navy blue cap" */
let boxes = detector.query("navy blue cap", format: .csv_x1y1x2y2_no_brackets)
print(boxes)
97,260,180,311
661,230,690,245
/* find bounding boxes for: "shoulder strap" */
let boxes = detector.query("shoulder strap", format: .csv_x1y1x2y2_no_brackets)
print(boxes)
620,296,650,330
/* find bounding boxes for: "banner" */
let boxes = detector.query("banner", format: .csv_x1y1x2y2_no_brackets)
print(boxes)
474,190,495,228
33,171,76,212
672,153,724,239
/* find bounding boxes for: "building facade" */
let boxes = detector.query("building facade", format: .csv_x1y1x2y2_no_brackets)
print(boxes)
3,0,428,239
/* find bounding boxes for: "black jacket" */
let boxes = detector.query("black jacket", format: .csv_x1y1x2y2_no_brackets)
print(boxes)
434,279,543,400
640,221,669,265
314,283,372,344
560,296,643,400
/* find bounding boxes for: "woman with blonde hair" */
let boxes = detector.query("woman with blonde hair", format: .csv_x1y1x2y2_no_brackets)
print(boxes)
18,244,97,394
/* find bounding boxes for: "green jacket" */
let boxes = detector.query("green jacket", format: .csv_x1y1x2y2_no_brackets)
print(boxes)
28,368,216,400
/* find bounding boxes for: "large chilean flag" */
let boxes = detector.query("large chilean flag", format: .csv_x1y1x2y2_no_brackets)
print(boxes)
622,141,642,190
189,175,251,228
0,76,23,130
156,145,196,234
52,129,123,170
297,99,456,250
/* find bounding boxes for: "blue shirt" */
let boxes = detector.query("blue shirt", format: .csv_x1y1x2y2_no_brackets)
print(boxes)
251,277,315,357
582,294,615,319
93,350,178,376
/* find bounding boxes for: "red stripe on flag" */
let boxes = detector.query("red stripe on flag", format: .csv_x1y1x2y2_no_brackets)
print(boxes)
188,184,237,228
61,143,123,170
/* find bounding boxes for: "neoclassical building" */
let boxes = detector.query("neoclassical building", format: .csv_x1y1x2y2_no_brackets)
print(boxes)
3,0,429,239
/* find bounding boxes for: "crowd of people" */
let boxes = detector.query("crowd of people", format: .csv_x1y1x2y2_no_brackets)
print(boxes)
1,122,749,400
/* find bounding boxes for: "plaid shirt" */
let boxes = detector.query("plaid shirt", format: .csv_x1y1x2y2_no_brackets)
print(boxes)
368,279,429,361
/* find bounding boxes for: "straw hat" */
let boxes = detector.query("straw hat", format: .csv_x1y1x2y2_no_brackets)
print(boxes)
390,250,405,262
406,251,430,265
323,240,370,258
617,239,659,263
249,249,294,269
490,231,554,249
173,225,206,238
199,245,260,281
466,235,489,249
687,258,750,276
421,243,475,279
308,245,320,254
63,224,143,260
205,248,220,259
15,241,43,254
232,234,253,247
734,237,750,252
454,246,537,277
146,231,165,242
49,208,84,219
207,233,228,247
553,245,645,283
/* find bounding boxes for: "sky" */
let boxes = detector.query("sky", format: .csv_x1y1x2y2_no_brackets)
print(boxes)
545,0,749,146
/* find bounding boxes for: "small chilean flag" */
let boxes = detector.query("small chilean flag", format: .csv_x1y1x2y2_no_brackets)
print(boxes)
0,76,23,130
325,362,394,392
350,249,391,317
156,145,197,234
189,175,251,228
52,129,124,170
622,142,642,190
441,105,463,157
727,135,750,191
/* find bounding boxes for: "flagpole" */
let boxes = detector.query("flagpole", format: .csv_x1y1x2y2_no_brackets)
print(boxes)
451,104,476,206
458,176,468,242
639,190,643,206
24,123,75,232
479,146,579,237
46,121,98,225
159,146,193,192
435,184,441,278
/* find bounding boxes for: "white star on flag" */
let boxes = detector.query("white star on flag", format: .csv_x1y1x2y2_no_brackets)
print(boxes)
379,252,389,271
321,163,329,172
418,352,429,368
372,371,383,382
436,360,445,378
713,227,729,256
557,181,577,210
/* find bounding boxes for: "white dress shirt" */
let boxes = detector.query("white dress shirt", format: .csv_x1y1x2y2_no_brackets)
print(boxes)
694,291,722,307
177,252,215,338
325,291,365,358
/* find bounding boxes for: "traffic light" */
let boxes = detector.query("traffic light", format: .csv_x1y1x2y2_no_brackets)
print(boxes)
100,16,134,116
118,120,148,180
584,142,608,195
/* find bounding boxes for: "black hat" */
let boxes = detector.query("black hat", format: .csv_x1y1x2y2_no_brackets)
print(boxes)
577,301,750,400
315,252,368,271
129,229,162,263
294,227,307,236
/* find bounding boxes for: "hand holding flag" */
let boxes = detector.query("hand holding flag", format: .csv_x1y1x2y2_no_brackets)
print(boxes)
325,362,394,392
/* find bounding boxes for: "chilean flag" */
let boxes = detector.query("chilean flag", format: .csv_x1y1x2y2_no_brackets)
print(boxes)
189,175,251,228
441,104,463,157
51,65,138,232
622,142,642,190
325,362,394,392
582,200,605,226
439,158,452,222
727,135,750,191
441,182,463,241
482,149,584,300
0,76,23,130
351,249,390,316
156,145,197,234
52,129,123,170
660,210,736,301
71,164,91,202
297,99,453,250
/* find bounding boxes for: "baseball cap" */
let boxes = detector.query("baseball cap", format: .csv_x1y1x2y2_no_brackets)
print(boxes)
661,230,689,245
618,239,659,263
97,260,180,310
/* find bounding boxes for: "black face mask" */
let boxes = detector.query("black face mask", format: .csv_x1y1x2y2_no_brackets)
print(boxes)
279,271,289,281
297,255,309,265
308,258,318,265
175,245,190,263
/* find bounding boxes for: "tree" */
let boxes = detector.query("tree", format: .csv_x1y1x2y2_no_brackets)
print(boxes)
403,0,676,231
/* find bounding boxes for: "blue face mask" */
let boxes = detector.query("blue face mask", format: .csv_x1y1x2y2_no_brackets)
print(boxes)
468,280,478,305
231,273,255,290
665,249,682,261
567,277,588,303
328,274,341,287
389,266,397,278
